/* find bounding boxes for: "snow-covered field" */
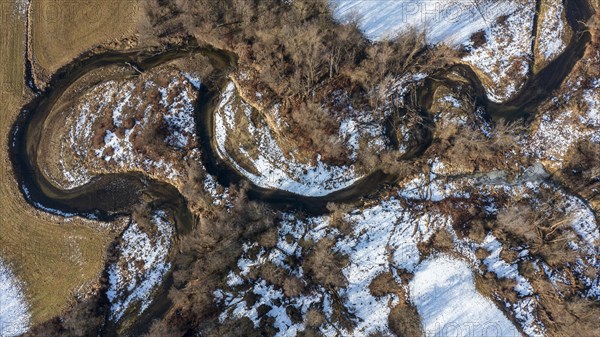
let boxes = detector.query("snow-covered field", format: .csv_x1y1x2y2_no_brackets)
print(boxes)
0,258,30,337
212,153,600,336
330,0,537,102
335,199,449,335
215,82,359,196
410,255,520,337
216,203,431,336
329,0,516,45
106,211,173,321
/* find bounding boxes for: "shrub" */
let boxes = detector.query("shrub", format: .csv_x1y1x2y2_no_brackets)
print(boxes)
368,272,398,297
388,300,423,337
303,238,349,289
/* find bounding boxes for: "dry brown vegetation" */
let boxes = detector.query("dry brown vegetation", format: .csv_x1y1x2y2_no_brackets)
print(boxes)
495,188,582,268
386,281,423,337
561,139,600,211
432,106,527,172
145,187,278,336
368,272,398,298
30,0,143,86
303,238,349,289
532,277,600,336
142,0,455,168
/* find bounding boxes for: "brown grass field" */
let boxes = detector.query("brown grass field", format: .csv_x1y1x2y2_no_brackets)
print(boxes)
0,0,141,324
30,0,141,81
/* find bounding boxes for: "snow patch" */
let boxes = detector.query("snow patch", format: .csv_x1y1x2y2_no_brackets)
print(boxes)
410,255,521,337
106,211,173,321
215,82,359,196
481,235,534,296
537,0,567,61
463,2,535,102
330,0,516,45
0,258,30,337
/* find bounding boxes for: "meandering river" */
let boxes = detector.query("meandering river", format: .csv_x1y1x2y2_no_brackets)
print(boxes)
7,0,594,333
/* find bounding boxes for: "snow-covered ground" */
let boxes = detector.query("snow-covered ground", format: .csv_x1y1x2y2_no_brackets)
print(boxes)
528,76,600,167
536,0,568,62
58,68,200,190
211,153,600,336
329,0,516,45
409,255,520,337
0,258,30,337
462,1,535,102
455,234,545,336
335,199,450,335
214,186,486,336
215,82,359,196
106,211,173,321
330,0,537,103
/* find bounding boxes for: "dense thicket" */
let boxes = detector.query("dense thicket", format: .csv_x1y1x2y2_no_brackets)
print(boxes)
142,0,460,168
